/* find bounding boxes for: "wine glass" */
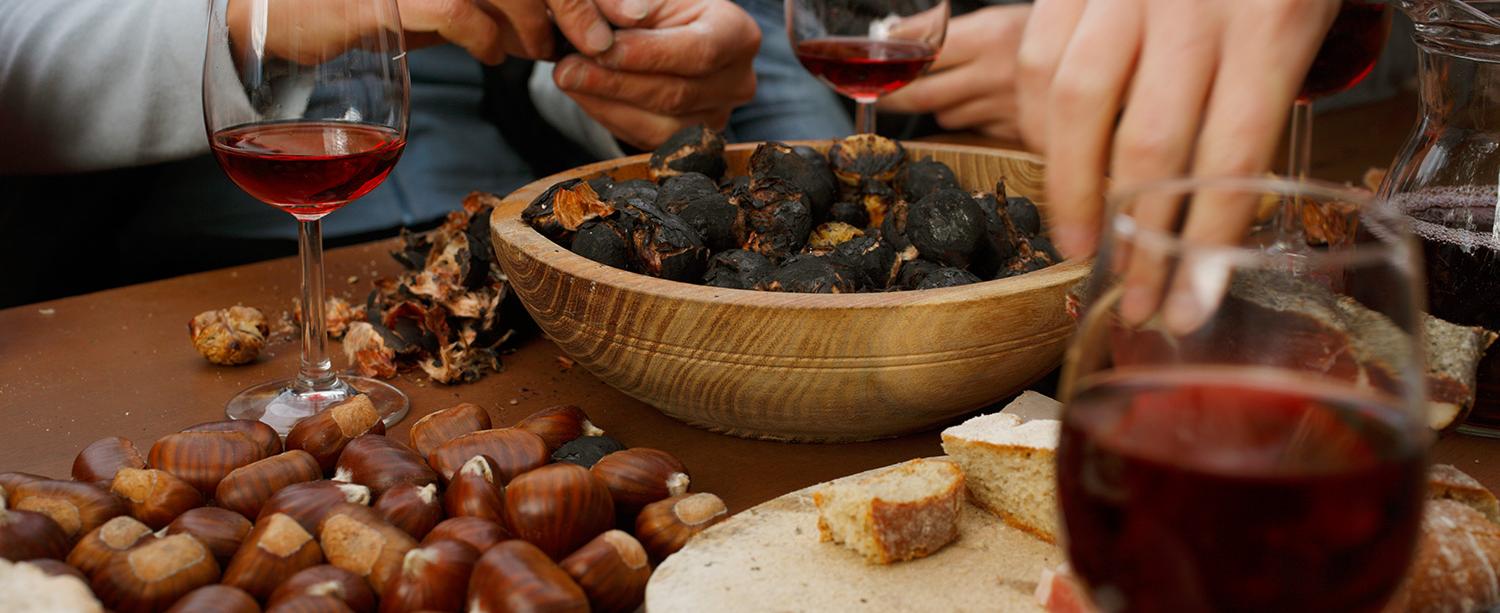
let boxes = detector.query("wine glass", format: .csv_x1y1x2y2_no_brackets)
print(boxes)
1059,177,1428,612
787,0,948,134
1276,0,1392,248
204,0,411,433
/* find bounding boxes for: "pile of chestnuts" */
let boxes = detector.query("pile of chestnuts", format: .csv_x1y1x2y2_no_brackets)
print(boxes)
0,397,726,612
523,127,1061,293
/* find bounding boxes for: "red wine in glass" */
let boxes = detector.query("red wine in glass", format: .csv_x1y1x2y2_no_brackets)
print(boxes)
1058,368,1425,613
1300,0,1392,101
794,37,937,100
211,121,406,219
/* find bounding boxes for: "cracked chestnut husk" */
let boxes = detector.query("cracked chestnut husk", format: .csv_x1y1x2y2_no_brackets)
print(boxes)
552,436,627,468
523,179,613,244
844,178,901,229
830,234,899,289
916,267,982,289
737,182,813,259
827,134,905,186
623,201,711,281
828,200,870,228
880,197,911,251
969,192,1022,279
897,158,960,201
572,218,634,270
749,142,836,219
658,173,740,252
906,188,985,268
648,125,727,181
998,236,1061,278
997,181,1043,236
703,249,775,290
188,306,268,366
804,221,865,255
758,255,862,294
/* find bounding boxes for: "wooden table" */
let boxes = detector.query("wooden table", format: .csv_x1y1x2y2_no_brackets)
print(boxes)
3,94,1495,511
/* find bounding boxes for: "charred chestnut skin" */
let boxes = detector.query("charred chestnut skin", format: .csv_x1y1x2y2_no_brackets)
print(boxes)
552,436,627,469
749,141,837,219
623,200,711,282
736,182,813,259
830,234,899,289
828,134,906,185
906,188,986,268
648,125,727,181
915,267,982,289
658,173,740,252
572,217,635,270
758,255,862,294
897,158,960,201
523,178,613,244
703,249,775,290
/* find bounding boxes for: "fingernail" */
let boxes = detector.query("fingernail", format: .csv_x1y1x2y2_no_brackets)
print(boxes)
557,63,582,90
586,21,614,54
1120,286,1157,326
1052,224,1096,259
622,0,652,21
1164,292,1206,336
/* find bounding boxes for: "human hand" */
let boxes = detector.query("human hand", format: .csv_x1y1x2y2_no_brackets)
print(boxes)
1016,0,1339,329
550,0,760,150
879,4,1029,141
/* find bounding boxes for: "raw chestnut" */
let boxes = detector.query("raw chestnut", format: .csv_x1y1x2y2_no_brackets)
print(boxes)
827,134,906,185
222,513,324,601
635,492,729,561
182,420,283,459
165,585,259,613
373,483,442,541
590,448,691,518
67,515,154,578
703,249,775,290
758,255,861,294
268,595,356,613
560,530,652,613
407,402,493,458
551,436,626,469
148,430,269,496
505,463,615,560
427,428,550,484
25,558,86,581
90,533,221,613
648,124,727,181
467,540,589,613
334,435,438,498
166,507,253,568
10,479,128,541
0,472,45,494
514,405,604,453
72,437,146,485
286,395,386,475
259,480,372,535
0,487,71,562
421,517,510,553
443,456,507,523
317,503,416,597
269,565,376,613
378,539,479,613
110,467,203,529
216,450,323,519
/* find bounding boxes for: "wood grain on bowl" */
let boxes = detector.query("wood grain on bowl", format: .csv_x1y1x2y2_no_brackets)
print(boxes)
490,142,1088,442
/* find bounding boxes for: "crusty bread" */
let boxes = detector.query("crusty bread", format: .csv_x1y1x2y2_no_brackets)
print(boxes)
941,392,1061,543
812,458,964,564
1385,498,1500,613
1429,463,1500,523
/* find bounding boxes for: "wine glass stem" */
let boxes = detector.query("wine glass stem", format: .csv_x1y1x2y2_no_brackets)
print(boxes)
855,98,877,135
296,218,337,393
1277,99,1315,247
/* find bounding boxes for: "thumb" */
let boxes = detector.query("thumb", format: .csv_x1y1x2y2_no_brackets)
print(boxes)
594,0,662,28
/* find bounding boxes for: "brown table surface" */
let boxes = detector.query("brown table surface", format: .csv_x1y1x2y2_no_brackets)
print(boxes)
3,93,1494,512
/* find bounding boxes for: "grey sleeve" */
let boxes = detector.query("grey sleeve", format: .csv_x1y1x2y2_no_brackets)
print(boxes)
0,0,217,174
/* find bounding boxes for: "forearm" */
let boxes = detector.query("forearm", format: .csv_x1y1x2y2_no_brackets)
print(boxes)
0,0,215,174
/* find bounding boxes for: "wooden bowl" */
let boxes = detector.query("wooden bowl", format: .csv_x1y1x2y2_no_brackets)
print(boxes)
490,142,1087,442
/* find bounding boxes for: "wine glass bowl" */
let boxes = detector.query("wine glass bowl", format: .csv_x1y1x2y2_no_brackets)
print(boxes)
204,0,411,433
1059,177,1429,612
786,0,948,133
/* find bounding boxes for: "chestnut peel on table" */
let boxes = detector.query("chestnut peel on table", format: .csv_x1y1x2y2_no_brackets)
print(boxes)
523,128,1061,293
0,398,725,612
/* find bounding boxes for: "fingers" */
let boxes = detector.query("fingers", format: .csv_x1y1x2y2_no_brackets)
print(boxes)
594,2,760,75
1042,0,1143,260
566,91,729,149
593,0,661,27
878,62,985,115
930,5,1027,72
476,0,555,59
545,0,615,55
400,0,508,64
555,53,756,115
934,98,1019,140
1112,0,1220,325
1016,0,1086,153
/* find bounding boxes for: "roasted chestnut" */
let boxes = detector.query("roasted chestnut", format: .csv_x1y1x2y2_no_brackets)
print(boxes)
427,427,550,484
828,200,871,228
648,125,727,181
804,221,865,254
514,405,604,453
572,217,634,269
852,178,901,228
90,533,220,613
999,236,1060,277
624,201,711,281
827,134,905,186
830,234,899,289
467,540,589,613
552,436,627,469
915,267,982,289
895,258,945,290
222,512,325,601
505,463,615,560
166,507,253,568
970,192,1022,278
758,255,861,294
602,179,660,204
215,450,323,519
523,179,614,243
658,173,740,252
703,249,775,290
897,158,960,201
998,181,1043,236
737,182,813,259
378,539,479,613
407,402,493,458
286,394,387,475
73,437,146,485
110,467,203,529
906,188,986,268
333,435,439,498
560,530,652,613
635,493,728,561
748,141,836,219
268,564,376,613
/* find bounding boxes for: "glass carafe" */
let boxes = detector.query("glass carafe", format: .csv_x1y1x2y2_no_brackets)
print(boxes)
1382,0,1500,435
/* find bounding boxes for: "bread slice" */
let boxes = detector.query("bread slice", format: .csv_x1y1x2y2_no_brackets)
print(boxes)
812,458,964,564
1429,463,1500,523
941,392,1061,543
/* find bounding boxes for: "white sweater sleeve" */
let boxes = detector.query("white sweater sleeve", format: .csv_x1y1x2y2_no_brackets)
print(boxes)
0,0,218,174
527,61,626,160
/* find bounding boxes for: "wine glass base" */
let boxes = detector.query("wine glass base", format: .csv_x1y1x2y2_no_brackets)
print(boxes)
225,376,409,435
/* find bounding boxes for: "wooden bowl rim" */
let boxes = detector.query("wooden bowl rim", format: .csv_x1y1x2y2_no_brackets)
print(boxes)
492,141,1090,310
